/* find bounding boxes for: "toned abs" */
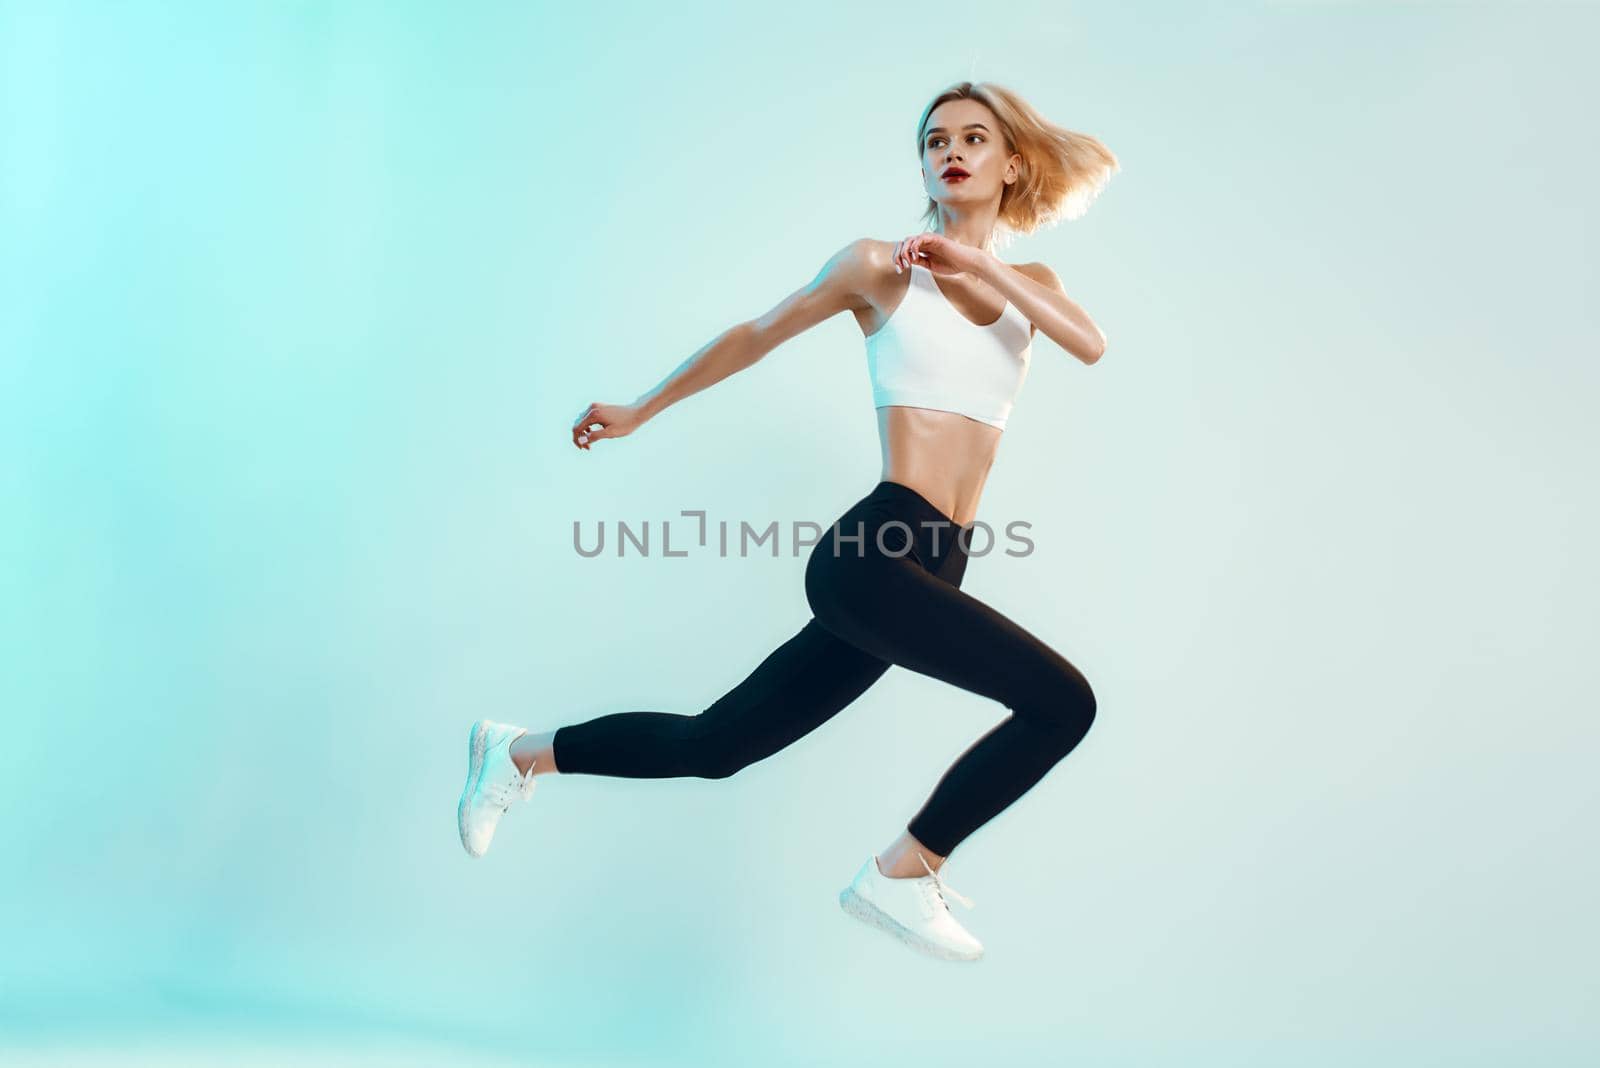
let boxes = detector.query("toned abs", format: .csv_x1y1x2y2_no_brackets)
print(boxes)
855,240,1023,527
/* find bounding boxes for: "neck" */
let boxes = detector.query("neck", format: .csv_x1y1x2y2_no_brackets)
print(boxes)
933,203,999,258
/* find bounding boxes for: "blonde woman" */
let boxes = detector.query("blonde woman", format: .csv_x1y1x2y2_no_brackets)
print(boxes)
459,80,1118,962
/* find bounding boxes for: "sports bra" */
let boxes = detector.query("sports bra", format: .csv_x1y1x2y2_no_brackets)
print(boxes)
864,262,1033,431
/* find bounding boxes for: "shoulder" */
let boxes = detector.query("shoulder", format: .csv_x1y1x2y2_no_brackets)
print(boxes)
842,237,898,276
1012,260,1065,292
815,237,894,281
811,237,898,305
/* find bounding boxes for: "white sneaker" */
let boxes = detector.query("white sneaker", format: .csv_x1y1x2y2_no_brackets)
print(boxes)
838,852,984,961
457,718,537,858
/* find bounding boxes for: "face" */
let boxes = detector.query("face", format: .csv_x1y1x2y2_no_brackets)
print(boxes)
919,99,1019,207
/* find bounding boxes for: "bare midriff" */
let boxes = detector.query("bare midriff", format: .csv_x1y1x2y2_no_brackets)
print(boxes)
875,404,1002,528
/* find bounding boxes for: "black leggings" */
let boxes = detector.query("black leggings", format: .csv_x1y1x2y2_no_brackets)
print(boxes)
551,479,1097,857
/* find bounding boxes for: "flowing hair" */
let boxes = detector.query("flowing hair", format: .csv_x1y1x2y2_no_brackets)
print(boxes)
916,81,1119,244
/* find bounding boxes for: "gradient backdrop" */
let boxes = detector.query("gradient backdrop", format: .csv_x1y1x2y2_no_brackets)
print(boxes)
4,1,1596,1065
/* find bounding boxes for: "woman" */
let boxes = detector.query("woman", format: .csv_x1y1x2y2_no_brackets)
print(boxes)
458,80,1118,962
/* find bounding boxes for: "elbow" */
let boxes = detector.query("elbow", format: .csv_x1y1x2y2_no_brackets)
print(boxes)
733,320,771,365
1082,327,1107,366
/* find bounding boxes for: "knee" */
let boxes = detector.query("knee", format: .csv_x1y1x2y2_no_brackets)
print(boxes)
698,752,746,780
1041,669,1097,747
686,723,748,780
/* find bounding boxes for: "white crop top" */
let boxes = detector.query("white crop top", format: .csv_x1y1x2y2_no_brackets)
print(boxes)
864,262,1033,431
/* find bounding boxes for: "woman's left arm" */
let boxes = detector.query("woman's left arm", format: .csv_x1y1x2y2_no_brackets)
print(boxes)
976,257,1106,365
893,233,1107,365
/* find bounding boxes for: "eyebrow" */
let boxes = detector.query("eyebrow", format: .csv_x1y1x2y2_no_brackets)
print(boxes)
925,124,990,137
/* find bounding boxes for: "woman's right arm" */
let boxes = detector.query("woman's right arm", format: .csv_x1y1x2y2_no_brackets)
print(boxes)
571,238,879,450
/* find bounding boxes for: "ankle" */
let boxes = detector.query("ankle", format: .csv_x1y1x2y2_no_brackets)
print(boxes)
509,734,537,777
877,841,946,879
510,730,558,777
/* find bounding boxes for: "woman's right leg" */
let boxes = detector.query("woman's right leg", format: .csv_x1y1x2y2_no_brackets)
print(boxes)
542,617,893,779
803,483,1099,862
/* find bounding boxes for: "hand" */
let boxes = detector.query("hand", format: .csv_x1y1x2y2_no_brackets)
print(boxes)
892,232,992,277
571,401,645,451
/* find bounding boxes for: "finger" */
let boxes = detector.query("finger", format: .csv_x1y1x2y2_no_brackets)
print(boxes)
893,238,904,273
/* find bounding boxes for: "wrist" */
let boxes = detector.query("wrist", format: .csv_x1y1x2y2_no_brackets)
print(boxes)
971,249,1005,283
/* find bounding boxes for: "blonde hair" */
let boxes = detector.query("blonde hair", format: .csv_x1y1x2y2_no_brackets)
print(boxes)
915,81,1119,243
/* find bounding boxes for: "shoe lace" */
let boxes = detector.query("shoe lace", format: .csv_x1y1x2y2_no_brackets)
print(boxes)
484,758,537,812
917,852,975,911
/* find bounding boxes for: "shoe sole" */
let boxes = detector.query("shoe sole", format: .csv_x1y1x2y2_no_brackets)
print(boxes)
458,719,490,857
838,886,983,962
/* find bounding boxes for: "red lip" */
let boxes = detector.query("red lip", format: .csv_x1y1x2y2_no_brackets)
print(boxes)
941,167,970,179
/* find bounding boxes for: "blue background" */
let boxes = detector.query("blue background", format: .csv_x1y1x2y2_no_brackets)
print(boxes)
4,1,1596,1064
